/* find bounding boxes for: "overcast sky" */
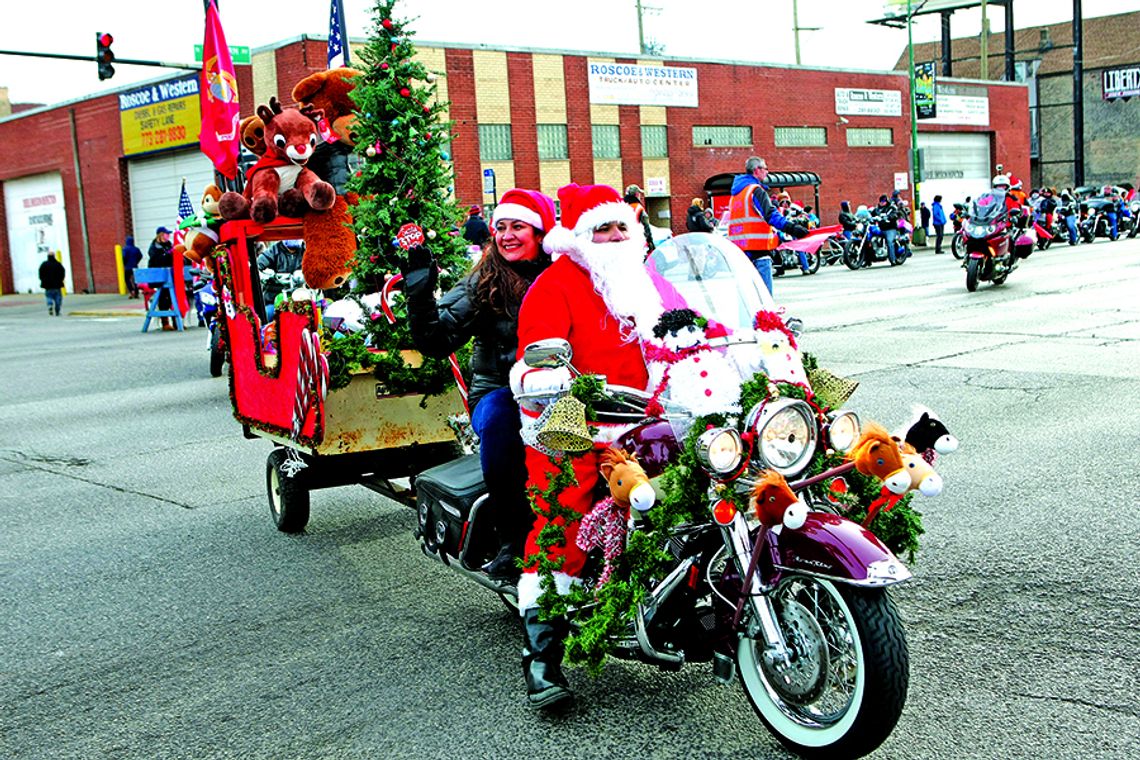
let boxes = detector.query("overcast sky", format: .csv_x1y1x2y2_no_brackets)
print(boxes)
4,0,1136,107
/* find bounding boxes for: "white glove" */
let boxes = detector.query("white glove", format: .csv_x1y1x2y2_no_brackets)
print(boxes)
510,363,572,398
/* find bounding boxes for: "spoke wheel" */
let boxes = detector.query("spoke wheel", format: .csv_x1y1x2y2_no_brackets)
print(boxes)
737,577,908,758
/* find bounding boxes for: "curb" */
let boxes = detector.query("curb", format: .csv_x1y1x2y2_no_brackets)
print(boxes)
69,311,148,318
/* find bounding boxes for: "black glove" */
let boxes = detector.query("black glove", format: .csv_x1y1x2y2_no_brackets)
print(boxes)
399,244,434,275
785,223,811,239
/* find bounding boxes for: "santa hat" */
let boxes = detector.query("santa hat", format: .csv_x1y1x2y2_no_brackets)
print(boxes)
490,188,557,233
543,183,637,254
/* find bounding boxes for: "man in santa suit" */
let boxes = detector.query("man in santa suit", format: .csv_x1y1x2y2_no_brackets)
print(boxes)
508,183,668,708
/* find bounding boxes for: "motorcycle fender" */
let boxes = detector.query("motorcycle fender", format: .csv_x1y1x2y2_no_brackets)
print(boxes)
767,512,911,587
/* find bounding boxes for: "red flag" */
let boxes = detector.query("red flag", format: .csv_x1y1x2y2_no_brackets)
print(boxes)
199,0,240,178
777,224,844,255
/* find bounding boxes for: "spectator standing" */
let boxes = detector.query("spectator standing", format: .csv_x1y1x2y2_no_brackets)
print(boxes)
147,227,173,267
122,236,143,298
931,195,947,255
920,202,931,237
39,253,66,316
623,184,656,253
685,197,714,232
462,205,491,248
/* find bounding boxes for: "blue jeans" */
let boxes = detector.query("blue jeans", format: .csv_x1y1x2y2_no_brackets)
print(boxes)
883,228,898,264
470,386,529,539
1106,211,1118,239
45,289,62,314
1065,214,1078,243
750,255,773,294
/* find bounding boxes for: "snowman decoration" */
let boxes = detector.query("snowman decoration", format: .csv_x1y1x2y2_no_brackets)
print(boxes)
643,309,741,417
728,309,809,388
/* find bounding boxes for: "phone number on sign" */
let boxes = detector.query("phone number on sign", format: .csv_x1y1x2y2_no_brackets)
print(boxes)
138,125,188,148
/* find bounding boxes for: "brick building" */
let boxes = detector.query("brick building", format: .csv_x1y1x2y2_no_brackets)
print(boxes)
900,10,1140,190
0,36,1028,295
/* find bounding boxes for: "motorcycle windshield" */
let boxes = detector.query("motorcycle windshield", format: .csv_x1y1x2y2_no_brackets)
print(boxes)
969,192,1007,224
646,233,804,440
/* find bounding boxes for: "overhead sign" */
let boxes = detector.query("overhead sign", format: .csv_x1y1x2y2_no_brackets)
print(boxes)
834,88,902,117
193,44,251,65
922,83,988,126
914,61,937,119
1103,65,1140,101
587,62,698,108
119,75,201,156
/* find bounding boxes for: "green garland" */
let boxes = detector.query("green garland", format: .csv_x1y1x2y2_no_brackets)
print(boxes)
534,366,927,673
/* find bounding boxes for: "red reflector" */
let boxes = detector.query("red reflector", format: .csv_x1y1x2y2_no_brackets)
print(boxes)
712,499,737,526
686,563,701,589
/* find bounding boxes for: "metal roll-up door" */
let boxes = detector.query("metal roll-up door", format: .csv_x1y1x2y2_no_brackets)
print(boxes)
127,149,216,247
917,133,992,208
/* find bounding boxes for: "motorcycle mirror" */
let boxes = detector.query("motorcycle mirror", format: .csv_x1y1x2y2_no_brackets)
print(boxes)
523,338,573,370
784,316,804,338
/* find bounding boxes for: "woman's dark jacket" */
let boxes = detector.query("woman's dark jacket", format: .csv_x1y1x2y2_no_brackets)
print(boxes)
404,257,547,412
685,205,714,233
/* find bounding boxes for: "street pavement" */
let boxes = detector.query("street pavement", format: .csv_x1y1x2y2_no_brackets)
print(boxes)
1,236,1138,759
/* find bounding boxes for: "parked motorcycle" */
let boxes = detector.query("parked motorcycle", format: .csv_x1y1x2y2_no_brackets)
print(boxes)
411,233,916,757
843,213,910,269
962,192,1033,292
1079,199,1118,243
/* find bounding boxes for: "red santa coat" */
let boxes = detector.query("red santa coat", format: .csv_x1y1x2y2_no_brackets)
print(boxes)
515,256,653,595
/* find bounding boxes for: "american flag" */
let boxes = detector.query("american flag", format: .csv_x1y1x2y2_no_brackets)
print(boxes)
173,179,195,248
327,0,350,69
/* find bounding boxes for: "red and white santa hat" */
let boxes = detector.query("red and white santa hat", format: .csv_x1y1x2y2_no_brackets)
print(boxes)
542,183,638,254
491,188,557,233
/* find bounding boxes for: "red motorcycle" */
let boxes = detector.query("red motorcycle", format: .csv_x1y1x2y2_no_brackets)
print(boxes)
962,192,1034,292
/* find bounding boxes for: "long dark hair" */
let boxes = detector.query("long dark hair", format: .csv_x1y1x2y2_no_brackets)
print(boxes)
472,231,548,318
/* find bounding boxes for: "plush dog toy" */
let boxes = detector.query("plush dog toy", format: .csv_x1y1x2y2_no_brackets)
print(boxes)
175,184,223,263
291,69,363,291
751,470,808,532
218,97,335,224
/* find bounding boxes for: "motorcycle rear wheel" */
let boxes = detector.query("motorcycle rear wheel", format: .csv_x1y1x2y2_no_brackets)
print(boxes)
951,233,965,260
803,249,821,275
965,257,981,292
737,578,908,759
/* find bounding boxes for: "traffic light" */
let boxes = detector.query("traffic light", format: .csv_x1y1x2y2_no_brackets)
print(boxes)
96,32,115,81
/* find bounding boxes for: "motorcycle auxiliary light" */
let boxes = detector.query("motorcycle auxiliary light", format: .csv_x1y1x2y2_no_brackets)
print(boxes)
745,398,819,477
696,427,744,476
825,409,861,454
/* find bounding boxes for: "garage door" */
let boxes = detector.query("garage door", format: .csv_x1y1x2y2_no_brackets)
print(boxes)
917,132,991,209
3,172,74,294
127,149,216,248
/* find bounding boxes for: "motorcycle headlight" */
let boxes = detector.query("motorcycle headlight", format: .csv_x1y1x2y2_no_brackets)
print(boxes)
745,398,819,477
695,427,744,476
826,410,861,454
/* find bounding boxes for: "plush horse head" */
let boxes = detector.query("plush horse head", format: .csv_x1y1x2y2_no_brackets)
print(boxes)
751,470,808,532
848,422,910,495
902,408,959,458
599,448,655,512
899,449,944,497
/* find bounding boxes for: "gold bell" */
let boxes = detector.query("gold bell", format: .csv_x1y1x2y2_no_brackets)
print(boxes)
535,395,593,453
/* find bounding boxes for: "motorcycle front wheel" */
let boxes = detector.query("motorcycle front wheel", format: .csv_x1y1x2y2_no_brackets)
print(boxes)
843,243,864,270
965,257,981,292
737,577,908,759
208,326,225,378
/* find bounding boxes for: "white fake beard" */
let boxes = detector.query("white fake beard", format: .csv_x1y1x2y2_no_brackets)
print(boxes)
569,234,662,342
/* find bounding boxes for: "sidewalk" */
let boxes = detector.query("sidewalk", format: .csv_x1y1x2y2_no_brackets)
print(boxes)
0,292,148,318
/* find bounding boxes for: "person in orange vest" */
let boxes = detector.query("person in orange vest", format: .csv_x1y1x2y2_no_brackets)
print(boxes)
726,156,809,293
623,184,656,253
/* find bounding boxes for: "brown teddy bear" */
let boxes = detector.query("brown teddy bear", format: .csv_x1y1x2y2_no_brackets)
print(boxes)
291,68,363,291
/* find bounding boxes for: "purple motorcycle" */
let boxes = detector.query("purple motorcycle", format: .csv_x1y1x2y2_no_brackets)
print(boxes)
411,233,918,757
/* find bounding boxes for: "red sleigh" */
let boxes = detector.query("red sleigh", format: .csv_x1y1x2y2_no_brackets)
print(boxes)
215,217,465,531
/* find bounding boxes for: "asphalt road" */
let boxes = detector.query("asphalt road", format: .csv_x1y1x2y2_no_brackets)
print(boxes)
2,236,1138,759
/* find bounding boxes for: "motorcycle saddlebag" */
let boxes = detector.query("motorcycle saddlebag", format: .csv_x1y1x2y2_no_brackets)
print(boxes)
414,453,488,561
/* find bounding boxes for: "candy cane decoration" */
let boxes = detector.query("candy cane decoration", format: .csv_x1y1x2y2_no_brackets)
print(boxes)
449,353,470,414
380,273,402,325
290,327,330,443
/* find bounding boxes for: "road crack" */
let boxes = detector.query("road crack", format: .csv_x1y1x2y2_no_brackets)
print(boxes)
0,451,196,510
1009,691,1140,718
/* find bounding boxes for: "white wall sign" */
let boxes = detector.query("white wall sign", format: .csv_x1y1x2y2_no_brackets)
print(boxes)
1103,66,1140,101
587,62,698,108
923,94,990,126
3,172,74,294
645,177,668,196
835,88,902,117
894,172,909,191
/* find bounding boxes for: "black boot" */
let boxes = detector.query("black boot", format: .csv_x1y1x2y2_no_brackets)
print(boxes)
482,540,520,582
482,494,534,582
522,608,572,708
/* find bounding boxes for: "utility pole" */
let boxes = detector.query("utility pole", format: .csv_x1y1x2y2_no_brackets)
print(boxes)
907,0,922,235
1072,0,1084,185
980,0,989,80
792,0,820,65
636,0,646,54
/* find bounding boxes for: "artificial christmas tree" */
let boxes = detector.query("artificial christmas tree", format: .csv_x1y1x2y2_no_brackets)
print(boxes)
330,0,471,394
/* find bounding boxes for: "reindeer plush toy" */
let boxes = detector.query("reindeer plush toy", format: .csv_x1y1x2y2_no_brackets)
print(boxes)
219,97,335,224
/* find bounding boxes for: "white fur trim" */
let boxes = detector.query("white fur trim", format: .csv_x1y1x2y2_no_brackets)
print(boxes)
508,359,531,397
517,571,580,613
542,225,576,255
573,201,638,237
492,203,544,231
